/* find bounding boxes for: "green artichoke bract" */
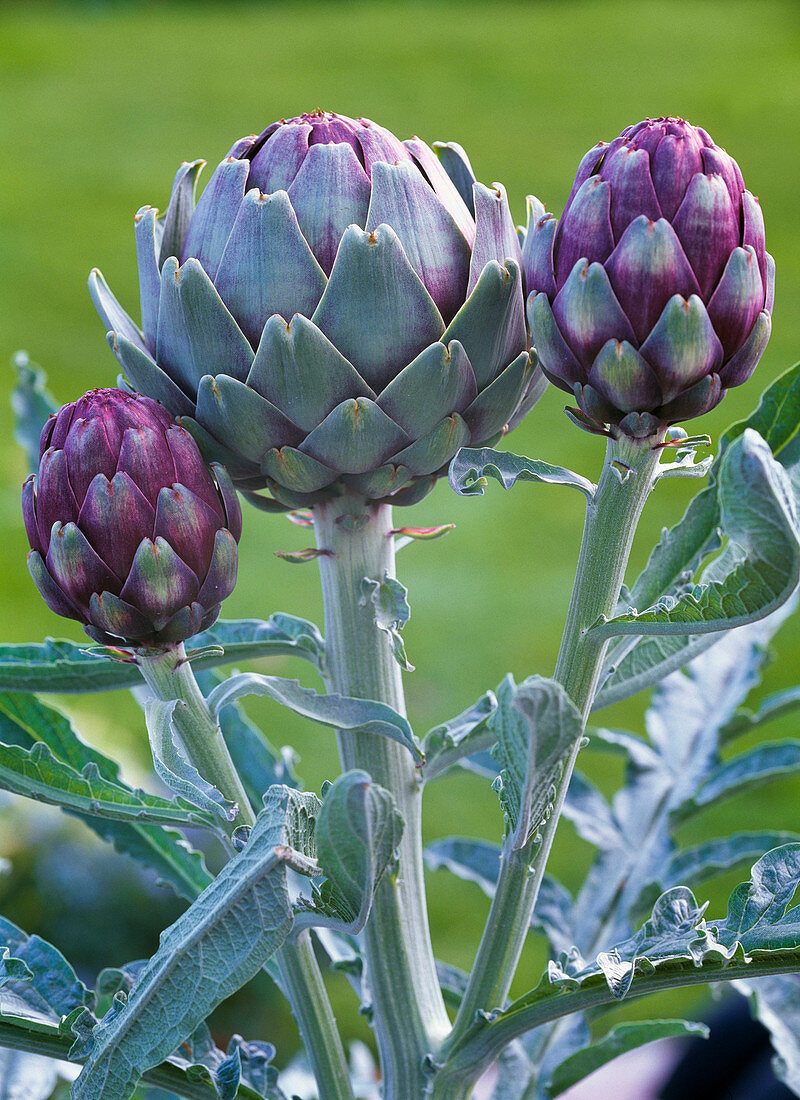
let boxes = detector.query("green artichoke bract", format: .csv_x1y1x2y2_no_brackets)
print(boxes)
89,111,544,509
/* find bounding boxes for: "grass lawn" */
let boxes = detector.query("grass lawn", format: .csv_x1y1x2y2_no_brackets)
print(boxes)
1,0,799,1073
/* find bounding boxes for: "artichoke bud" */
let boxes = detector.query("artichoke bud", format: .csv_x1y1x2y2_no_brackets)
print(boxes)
22,388,241,647
523,117,773,438
90,110,546,508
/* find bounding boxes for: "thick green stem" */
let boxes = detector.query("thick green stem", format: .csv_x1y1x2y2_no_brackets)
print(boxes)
314,497,450,1098
436,434,662,1096
277,932,355,1100
432,953,800,1094
138,646,353,1100
138,645,255,829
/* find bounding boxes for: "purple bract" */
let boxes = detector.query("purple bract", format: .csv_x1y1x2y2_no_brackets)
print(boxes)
524,117,774,437
23,388,241,646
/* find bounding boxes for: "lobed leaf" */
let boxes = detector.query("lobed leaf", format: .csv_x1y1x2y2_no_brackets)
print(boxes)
0,738,220,831
590,432,800,641
295,770,403,934
449,446,595,500
208,672,422,763
72,787,301,1100
546,1019,708,1097
0,692,211,900
0,615,326,695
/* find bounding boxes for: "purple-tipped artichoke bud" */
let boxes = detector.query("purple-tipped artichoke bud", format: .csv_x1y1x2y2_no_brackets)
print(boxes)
523,117,773,438
89,110,545,508
22,389,242,647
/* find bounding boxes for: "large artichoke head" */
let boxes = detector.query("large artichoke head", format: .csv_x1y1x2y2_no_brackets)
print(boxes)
23,389,241,647
523,117,773,438
90,111,545,508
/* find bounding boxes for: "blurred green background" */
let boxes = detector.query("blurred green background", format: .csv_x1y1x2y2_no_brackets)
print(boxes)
2,0,800,1083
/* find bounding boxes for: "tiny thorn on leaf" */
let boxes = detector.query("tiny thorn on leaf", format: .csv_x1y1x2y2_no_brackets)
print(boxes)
79,645,138,664
564,406,613,437
611,460,633,482
274,547,333,563
335,512,370,531
286,509,314,527
390,524,456,541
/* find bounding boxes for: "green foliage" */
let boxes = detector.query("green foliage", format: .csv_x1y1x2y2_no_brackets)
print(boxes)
0,693,211,901
591,431,800,639
297,770,403,934
72,787,301,1100
449,447,595,500
546,1019,709,1097
488,675,581,845
208,673,422,763
359,574,414,673
0,616,326,695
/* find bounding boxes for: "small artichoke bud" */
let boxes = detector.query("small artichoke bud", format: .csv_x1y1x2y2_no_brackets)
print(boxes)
90,110,545,508
22,388,241,647
524,117,773,438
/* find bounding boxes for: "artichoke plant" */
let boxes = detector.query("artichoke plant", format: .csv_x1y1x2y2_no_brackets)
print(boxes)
89,110,544,508
22,388,241,646
523,117,774,438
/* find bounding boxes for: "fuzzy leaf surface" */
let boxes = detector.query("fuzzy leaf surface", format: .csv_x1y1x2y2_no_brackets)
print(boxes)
449,447,595,500
0,615,325,694
295,770,403,933
0,692,210,900
546,1019,708,1097
590,431,800,640
208,673,422,762
72,787,301,1100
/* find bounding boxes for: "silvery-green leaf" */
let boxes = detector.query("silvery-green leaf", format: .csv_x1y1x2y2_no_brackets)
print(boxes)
488,675,581,845
677,743,800,821
0,692,210,901
511,678,582,849
735,975,800,1096
421,690,497,780
72,788,299,1100
360,573,413,672
0,738,220,831
144,698,237,823
195,669,298,813
0,949,32,989
0,1049,61,1099
295,770,403,934
720,684,800,744
639,833,800,914
449,447,595,500
0,615,325,694
546,1019,708,1097
590,431,800,640
208,673,422,763
11,353,57,473
0,917,91,1023
425,837,501,898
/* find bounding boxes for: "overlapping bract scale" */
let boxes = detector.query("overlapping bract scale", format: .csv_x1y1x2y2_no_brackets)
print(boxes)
23,389,241,646
90,110,544,507
522,117,773,437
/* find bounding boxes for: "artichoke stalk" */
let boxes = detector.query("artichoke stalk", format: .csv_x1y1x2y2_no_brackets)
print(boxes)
89,110,545,509
23,388,241,646
523,117,774,438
